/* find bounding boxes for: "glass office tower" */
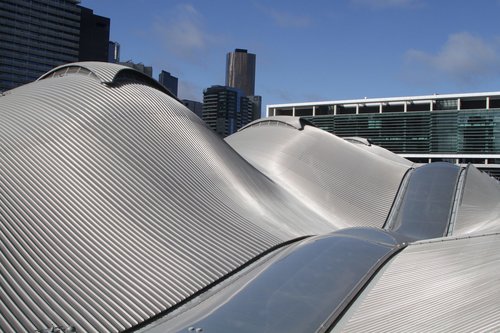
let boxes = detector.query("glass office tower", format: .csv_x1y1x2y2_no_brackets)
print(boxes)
0,0,81,91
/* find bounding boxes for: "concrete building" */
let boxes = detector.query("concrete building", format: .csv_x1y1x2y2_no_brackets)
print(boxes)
225,48,256,97
158,70,178,97
268,92,500,179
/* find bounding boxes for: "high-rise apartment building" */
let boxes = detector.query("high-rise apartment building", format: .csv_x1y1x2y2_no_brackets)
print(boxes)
201,49,261,136
225,49,256,97
158,70,178,97
203,85,256,137
0,0,110,92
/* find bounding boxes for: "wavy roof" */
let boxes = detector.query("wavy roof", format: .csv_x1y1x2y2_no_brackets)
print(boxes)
0,62,499,333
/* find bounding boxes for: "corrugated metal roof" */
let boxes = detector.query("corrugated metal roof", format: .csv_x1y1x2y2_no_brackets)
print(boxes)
226,123,411,228
0,63,415,332
37,61,127,83
2,62,498,333
237,115,309,131
37,61,175,99
452,165,500,235
343,137,414,167
335,233,500,332
0,73,317,332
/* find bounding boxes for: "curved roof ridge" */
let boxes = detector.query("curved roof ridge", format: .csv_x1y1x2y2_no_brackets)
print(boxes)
37,61,177,99
238,116,314,131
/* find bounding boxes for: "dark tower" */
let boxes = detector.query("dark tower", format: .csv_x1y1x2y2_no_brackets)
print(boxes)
0,0,81,92
225,49,256,97
158,70,178,97
78,6,110,62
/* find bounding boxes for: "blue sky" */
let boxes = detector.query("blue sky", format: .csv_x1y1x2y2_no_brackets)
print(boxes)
82,0,500,111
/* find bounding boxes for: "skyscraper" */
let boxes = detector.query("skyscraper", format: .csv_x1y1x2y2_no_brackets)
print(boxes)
0,0,110,92
0,0,80,92
158,70,178,97
225,49,256,97
78,6,110,62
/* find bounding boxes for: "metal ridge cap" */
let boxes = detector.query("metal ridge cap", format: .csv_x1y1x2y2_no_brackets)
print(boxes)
36,61,179,100
409,231,500,246
36,61,125,83
236,116,308,132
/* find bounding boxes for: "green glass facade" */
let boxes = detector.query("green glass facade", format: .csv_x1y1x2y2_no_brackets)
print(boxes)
303,109,500,155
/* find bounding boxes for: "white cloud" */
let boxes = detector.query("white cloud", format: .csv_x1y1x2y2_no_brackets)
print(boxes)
256,4,311,28
351,0,421,8
154,4,222,65
404,32,500,85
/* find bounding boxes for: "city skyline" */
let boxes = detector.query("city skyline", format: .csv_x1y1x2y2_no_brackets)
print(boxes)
80,1,500,113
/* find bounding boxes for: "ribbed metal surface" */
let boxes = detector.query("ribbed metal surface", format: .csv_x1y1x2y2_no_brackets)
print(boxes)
226,122,411,228
453,165,500,235
0,65,346,332
238,115,308,131
38,61,125,83
6,62,496,333
343,138,414,167
336,234,500,332
37,61,174,98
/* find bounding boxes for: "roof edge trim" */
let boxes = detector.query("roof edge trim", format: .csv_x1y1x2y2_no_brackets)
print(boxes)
37,62,178,100
238,116,315,132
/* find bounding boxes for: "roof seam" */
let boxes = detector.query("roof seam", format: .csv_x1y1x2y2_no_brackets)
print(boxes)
410,232,500,246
